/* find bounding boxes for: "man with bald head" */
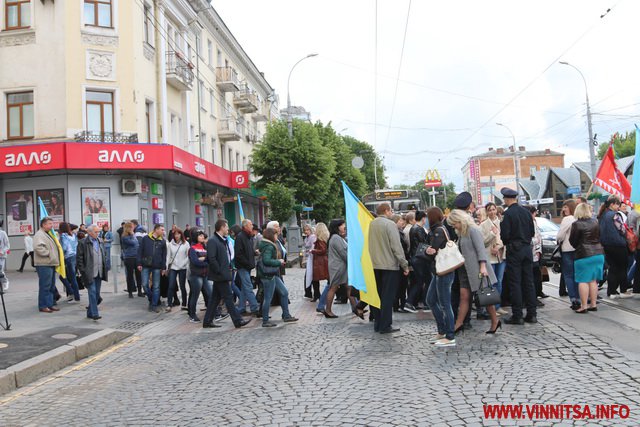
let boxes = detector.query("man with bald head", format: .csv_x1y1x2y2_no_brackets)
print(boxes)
77,224,108,320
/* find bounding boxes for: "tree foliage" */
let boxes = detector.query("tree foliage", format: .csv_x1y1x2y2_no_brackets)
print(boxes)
596,131,636,160
393,181,457,211
251,119,381,223
264,183,295,225
341,136,387,192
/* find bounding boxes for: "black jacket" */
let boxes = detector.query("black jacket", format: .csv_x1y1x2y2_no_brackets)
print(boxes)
570,218,604,260
137,234,167,270
207,233,233,282
500,203,535,248
76,237,108,285
234,230,255,270
409,224,429,258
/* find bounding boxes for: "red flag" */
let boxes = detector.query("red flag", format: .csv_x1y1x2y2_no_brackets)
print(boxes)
594,144,632,204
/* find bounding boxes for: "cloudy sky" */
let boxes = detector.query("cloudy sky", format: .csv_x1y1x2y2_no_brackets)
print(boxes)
214,0,639,190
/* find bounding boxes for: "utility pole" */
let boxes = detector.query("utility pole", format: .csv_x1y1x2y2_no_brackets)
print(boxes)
496,123,520,196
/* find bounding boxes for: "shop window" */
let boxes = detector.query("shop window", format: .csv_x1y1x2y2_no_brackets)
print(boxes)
84,0,112,28
7,91,34,139
86,90,114,135
5,0,30,30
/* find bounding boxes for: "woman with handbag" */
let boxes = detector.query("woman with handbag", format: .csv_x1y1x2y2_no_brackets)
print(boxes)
165,228,190,312
425,207,458,347
480,202,507,315
258,228,298,327
121,222,142,298
310,223,331,316
447,209,500,335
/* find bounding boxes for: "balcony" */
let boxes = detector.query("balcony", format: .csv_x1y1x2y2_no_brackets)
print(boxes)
215,67,240,92
166,50,194,91
217,118,241,141
233,85,259,113
74,131,138,143
252,110,268,122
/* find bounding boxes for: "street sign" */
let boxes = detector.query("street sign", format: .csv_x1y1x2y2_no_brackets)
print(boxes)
519,195,527,203
302,206,314,212
525,197,554,206
567,186,581,195
428,191,438,196
424,169,442,188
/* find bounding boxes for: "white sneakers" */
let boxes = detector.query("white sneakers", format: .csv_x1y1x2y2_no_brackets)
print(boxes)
434,338,456,347
429,334,445,343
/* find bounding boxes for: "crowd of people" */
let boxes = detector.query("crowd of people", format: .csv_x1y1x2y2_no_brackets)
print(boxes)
7,187,639,338
28,215,298,329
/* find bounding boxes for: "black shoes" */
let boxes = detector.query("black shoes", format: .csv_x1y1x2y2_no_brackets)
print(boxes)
504,316,525,325
203,322,221,328
380,327,400,334
524,316,538,324
235,319,251,328
536,299,545,307
282,316,299,323
486,320,502,334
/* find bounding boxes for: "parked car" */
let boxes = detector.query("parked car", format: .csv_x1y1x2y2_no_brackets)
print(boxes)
535,217,560,267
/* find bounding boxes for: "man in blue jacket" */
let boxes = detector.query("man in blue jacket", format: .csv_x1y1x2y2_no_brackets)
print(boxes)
137,224,167,313
202,219,250,329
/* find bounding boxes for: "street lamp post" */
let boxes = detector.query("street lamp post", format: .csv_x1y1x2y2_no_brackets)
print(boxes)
287,53,318,138
496,123,521,196
559,61,597,202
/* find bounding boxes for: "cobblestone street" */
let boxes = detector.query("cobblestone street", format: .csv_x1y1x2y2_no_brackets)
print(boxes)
1,267,639,426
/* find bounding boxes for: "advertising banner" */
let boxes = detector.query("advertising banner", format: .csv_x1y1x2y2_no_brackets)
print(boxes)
5,191,34,236
81,188,111,227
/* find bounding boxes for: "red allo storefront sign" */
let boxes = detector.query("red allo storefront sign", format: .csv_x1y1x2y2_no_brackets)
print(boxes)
0,142,239,188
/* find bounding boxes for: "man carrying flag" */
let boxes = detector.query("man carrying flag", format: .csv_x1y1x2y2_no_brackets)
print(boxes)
369,203,410,334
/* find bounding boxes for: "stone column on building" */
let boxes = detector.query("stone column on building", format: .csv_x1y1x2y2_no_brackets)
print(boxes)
156,0,169,145
181,29,191,153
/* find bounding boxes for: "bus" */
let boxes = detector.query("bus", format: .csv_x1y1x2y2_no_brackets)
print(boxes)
361,189,425,214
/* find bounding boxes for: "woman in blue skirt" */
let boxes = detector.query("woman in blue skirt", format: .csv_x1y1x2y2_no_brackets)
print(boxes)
569,203,605,313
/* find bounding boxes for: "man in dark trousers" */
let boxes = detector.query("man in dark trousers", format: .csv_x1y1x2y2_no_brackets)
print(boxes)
202,219,250,329
500,187,537,325
77,224,108,320
368,203,409,334
234,219,260,316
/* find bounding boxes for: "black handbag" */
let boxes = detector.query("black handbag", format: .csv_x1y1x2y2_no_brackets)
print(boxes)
475,276,501,306
415,242,430,260
257,259,280,276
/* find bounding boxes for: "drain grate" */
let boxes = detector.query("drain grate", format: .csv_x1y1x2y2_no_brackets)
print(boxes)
115,321,152,332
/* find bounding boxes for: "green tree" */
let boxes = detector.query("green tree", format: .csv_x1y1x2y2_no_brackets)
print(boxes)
264,183,295,225
250,120,336,216
392,181,457,211
341,136,387,192
313,123,367,221
596,131,636,159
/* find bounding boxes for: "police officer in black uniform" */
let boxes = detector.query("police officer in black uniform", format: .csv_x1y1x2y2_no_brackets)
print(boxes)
499,187,537,325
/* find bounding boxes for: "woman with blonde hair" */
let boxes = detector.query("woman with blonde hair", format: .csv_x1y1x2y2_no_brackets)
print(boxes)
480,202,507,315
570,203,605,312
447,209,500,334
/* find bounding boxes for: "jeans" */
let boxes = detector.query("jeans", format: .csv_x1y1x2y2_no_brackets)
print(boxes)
203,280,243,326
562,251,578,302
167,269,187,307
408,258,429,307
491,261,506,309
86,276,102,318
261,275,292,323
426,271,455,340
237,268,259,313
104,247,111,271
60,256,81,301
371,269,400,332
141,267,162,308
124,257,141,294
188,274,207,318
36,266,56,309
316,282,330,311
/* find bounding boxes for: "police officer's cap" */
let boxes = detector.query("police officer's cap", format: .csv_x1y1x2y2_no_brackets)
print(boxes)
500,187,518,198
454,192,473,210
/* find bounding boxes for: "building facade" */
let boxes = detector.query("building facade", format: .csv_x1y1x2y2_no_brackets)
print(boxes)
0,0,278,267
462,146,564,206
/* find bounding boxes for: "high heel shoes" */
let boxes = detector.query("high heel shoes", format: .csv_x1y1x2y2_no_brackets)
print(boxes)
454,325,464,335
486,320,502,334
323,311,338,319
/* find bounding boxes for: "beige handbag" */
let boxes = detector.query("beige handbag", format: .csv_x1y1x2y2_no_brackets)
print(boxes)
435,227,465,276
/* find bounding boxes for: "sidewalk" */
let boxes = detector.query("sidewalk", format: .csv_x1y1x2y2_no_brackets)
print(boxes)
0,264,167,394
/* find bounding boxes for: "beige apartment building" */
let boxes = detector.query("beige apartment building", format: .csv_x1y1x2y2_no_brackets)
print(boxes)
0,0,278,267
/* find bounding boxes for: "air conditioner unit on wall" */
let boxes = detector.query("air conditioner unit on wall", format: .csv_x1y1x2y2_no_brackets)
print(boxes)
121,179,142,195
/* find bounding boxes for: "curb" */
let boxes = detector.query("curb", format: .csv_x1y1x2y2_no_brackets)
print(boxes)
0,328,132,396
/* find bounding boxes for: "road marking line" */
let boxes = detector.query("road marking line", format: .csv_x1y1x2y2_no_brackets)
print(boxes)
0,336,140,405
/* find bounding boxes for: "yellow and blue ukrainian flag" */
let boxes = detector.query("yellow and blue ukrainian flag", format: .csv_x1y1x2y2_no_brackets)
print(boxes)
342,181,380,308
237,192,245,221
